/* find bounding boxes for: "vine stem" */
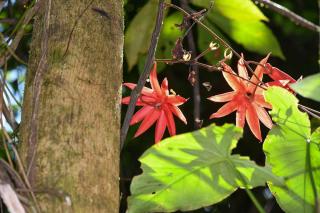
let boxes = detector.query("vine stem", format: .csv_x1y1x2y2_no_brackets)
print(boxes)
180,0,201,129
120,0,166,150
254,0,320,32
165,2,265,86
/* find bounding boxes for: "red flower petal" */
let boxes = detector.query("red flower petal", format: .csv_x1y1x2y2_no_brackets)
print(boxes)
265,63,296,83
161,78,169,96
254,104,273,129
207,91,235,102
209,101,238,119
130,105,154,125
221,62,245,91
236,105,246,128
255,94,272,109
123,83,154,95
170,105,187,124
246,104,262,141
164,106,176,136
149,63,162,95
122,96,148,106
248,54,270,93
167,95,188,106
237,55,249,80
155,110,167,143
134,108,160,137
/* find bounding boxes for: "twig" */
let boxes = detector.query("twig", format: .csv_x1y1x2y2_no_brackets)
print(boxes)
62,0,95,58
255,0,320,32
120,0,166,150
181,0,201,129
165,3,265,87
0,1,40,67
155,59,266,90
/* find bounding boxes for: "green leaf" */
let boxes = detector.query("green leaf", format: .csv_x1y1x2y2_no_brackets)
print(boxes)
125,1,159,70
192,0,284,59
210,15,284,59
264,86,320,213
128,124,283,213
290,73,320,102
192,0,268,21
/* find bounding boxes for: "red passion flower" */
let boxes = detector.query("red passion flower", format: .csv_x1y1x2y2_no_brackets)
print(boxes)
122,63,188,143
208,55,272,141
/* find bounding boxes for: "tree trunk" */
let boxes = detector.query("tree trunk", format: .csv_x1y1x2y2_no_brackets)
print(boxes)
20,0,123,212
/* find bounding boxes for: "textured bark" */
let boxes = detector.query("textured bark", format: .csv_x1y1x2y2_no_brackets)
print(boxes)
20,0,123,212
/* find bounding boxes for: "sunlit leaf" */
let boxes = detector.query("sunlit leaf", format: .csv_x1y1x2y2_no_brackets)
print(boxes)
125,0,159,70
192,0,268,21
210,15,284,59
192,0,284,59
264,86,320,213
290,73,320,102
128,123,283,213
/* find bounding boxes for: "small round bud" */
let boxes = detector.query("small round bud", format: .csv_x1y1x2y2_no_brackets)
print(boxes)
224,49,233,60
183,52,192,61
209,42,219,51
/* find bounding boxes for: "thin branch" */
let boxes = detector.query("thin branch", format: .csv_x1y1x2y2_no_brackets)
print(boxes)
26,0,51,186
62,0,95,58
165,3,265,87
0,1,41,67
155,59,266,90
181,0,201,129
120,0,166,150
255,0,320,32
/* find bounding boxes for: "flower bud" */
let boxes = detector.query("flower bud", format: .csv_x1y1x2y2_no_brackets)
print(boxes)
183,52,191,61
209,42,219,51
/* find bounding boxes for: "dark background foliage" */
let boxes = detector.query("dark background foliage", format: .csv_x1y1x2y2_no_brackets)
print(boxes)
0,0,318,212
121,0,319,212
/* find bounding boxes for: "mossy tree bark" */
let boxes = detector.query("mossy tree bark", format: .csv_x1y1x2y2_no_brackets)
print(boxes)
20,0,123,212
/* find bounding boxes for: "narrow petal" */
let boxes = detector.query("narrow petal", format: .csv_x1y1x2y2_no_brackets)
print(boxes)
221,62,244,91
265,63,296,83
207,91,236,102
155,110,167,143
249,54,270,93
209,101,238,119
164,106,176,136
161,78,169,96
130,105,154,125
170,105,187,124
167,95,188,106
254,104,273,129
122,96,149,106
255,94,272,109
139,95,158,105
246,104,262,141
236,105,246,128
134,108,161,138
123,83,153,95
149,63,162,95
237,55,249,80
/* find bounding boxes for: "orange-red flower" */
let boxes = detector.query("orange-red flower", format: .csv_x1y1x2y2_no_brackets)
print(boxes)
208,55,272,141
264,63,296,92
122,63,188,143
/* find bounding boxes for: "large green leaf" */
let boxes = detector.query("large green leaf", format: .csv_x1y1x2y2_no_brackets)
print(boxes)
125,0,159,70
290,73,320,102
192,0,284,58
128,123,283,213
264,86,320,213
192,0,268,21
